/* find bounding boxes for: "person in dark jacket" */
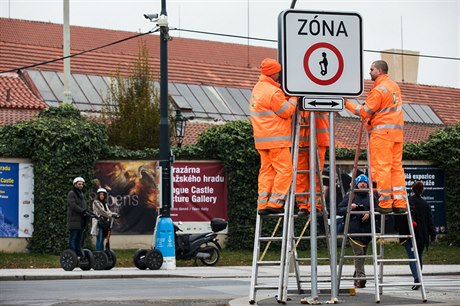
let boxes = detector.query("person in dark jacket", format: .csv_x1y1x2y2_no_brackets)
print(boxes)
338,174,377,288
395,180,436,290
67,176,87,258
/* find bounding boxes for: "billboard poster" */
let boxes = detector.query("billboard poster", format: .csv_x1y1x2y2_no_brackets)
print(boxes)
0,162,34,238
94,160,228,234
171,161,228,223
94,161,160,234
403,166,446,233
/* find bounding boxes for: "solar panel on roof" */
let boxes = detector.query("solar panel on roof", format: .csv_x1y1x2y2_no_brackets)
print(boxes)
188,85,222,121
403,104,423,123
401,105,415,122
227,88,250,116
26,70,57,102
419,105,443,125
411,104,435,124
215,87,247,118
41,71,64,102
175,84,205,113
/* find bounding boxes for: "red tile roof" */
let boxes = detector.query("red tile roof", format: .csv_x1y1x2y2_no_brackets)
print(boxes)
0,18,457,148
0,73,47,109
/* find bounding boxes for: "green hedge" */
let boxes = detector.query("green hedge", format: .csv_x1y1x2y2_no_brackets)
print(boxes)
0,104,458,253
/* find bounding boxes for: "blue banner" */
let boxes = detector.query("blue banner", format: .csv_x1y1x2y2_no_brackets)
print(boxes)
0,163,19,237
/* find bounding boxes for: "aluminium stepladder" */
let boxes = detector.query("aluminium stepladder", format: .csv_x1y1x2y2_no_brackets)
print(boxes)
337,120,427,303
249,109,333,305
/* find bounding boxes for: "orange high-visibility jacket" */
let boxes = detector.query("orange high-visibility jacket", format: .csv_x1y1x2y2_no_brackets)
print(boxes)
250,75,297,149
346,74,404,142
298,111,330,147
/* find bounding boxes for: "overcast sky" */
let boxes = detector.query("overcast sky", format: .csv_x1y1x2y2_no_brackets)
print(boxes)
1,0,459,88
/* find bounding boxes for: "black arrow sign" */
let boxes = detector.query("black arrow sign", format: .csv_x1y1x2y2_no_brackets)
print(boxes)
308,100,340,107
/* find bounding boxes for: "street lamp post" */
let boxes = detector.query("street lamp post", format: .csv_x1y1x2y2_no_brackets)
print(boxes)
145,0,176,270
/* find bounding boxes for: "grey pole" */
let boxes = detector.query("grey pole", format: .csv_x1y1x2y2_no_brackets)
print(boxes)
63,0,72,104
158,0,172,217
329,112,338,299
309,112,318,297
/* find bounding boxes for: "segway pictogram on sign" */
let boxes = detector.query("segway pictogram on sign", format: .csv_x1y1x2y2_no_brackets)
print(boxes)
279,10,363,97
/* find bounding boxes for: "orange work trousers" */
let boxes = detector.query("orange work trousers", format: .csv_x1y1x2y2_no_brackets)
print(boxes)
369,135,407,209
295,146,327,211
257,147,293,210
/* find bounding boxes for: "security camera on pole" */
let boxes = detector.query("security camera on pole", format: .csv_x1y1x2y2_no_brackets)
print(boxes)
145,0,175,270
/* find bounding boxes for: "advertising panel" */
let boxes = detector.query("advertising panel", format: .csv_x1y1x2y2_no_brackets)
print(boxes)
94,161,228,234
0,162,34,238
403,166,446,233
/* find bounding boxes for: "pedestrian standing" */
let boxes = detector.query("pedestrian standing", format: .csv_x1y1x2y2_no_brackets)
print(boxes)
395,180,436,290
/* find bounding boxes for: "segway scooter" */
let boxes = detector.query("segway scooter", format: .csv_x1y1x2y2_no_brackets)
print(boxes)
133,214,163,270
60,212,96,271
93,216,118,270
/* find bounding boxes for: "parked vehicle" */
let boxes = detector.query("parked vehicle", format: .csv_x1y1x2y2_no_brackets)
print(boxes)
133,218,227,268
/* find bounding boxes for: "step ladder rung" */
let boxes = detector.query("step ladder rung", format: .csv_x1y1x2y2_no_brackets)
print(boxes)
377,258,417,263
254,285,279,290
259,237,283,242
256,260,281,266
375,234,412,239
296,257,331,262
343,254,374,259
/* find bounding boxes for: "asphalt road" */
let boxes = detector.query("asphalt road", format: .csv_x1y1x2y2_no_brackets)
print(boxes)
1,275,460,306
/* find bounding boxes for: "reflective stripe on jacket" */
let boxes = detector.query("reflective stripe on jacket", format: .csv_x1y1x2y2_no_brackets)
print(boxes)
346,74,404,142
298,111,329,147
250,74,297,149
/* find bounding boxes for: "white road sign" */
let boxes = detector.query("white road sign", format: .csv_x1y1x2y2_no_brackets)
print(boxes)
301,97,344,112
279,10,363,96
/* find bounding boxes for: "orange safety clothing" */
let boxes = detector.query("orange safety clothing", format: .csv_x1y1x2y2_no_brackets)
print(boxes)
296,111,329,211
345,74,406,209
250,72,297,211
250,75,297,150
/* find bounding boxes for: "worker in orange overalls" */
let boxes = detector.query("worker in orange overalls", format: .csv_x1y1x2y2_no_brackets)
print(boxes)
345,60,406,214
295,111,329,217
250,58,297,215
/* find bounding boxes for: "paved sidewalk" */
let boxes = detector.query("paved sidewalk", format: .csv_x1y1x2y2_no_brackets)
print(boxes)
1,264,459,281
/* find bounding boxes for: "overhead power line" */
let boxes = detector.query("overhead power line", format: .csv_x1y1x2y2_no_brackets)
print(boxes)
173,28,460,61
1,25,458,75
0,28,159,74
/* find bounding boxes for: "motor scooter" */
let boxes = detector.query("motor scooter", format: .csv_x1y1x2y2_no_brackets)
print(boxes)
174,218,227,266
133,217,227,268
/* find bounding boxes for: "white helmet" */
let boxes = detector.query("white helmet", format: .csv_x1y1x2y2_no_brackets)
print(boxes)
73,177,85,185
96,188,107,194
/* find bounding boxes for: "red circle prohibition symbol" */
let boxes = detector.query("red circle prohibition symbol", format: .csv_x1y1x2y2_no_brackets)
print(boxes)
303,42,344,86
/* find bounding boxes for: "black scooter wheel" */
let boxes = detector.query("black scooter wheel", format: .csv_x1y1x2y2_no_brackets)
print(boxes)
79,249,95,270
93,251,108,270
105,250,117,270
199,244,220,266
145,249,163,270
60,249,78,271
133,249,148,270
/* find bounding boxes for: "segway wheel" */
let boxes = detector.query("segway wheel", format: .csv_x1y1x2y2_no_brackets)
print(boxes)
105,250,117,270
93,251,109,270
60,249,78,271
79,249,95,271
145,249,163,270
133,249,148,270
